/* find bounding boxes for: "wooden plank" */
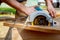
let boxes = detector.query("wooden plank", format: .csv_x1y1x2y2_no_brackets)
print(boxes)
3,21,60,34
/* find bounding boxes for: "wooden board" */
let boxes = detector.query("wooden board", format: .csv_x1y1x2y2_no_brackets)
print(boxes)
3,17,60,34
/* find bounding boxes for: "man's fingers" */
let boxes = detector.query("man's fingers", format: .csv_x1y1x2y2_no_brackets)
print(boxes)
50,12,54,17
48,9,56,18
48,10,53,17
52,10,56,18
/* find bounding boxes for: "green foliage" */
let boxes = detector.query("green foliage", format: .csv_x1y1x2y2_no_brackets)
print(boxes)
0,7,16,14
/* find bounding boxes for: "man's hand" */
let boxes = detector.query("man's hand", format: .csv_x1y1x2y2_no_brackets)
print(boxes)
47,3,56,18
45,0,56,18
24,7,36,15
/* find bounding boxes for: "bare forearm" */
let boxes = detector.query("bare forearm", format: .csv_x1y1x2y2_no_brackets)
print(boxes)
45,0,56,18
1,0,39,16
3,0,27,15
45,0,52,6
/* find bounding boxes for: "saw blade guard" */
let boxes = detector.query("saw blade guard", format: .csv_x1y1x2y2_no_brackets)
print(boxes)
27,11,55,26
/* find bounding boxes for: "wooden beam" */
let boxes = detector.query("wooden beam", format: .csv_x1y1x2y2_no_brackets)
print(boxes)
4,22,60,34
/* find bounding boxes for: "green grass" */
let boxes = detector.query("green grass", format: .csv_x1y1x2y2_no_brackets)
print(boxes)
0,7,16,14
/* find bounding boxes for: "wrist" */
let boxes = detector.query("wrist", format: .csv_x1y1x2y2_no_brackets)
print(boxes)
45,0,52,6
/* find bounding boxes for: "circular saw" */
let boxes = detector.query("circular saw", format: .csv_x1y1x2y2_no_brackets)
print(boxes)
27,6,56,26
17,6,56,26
